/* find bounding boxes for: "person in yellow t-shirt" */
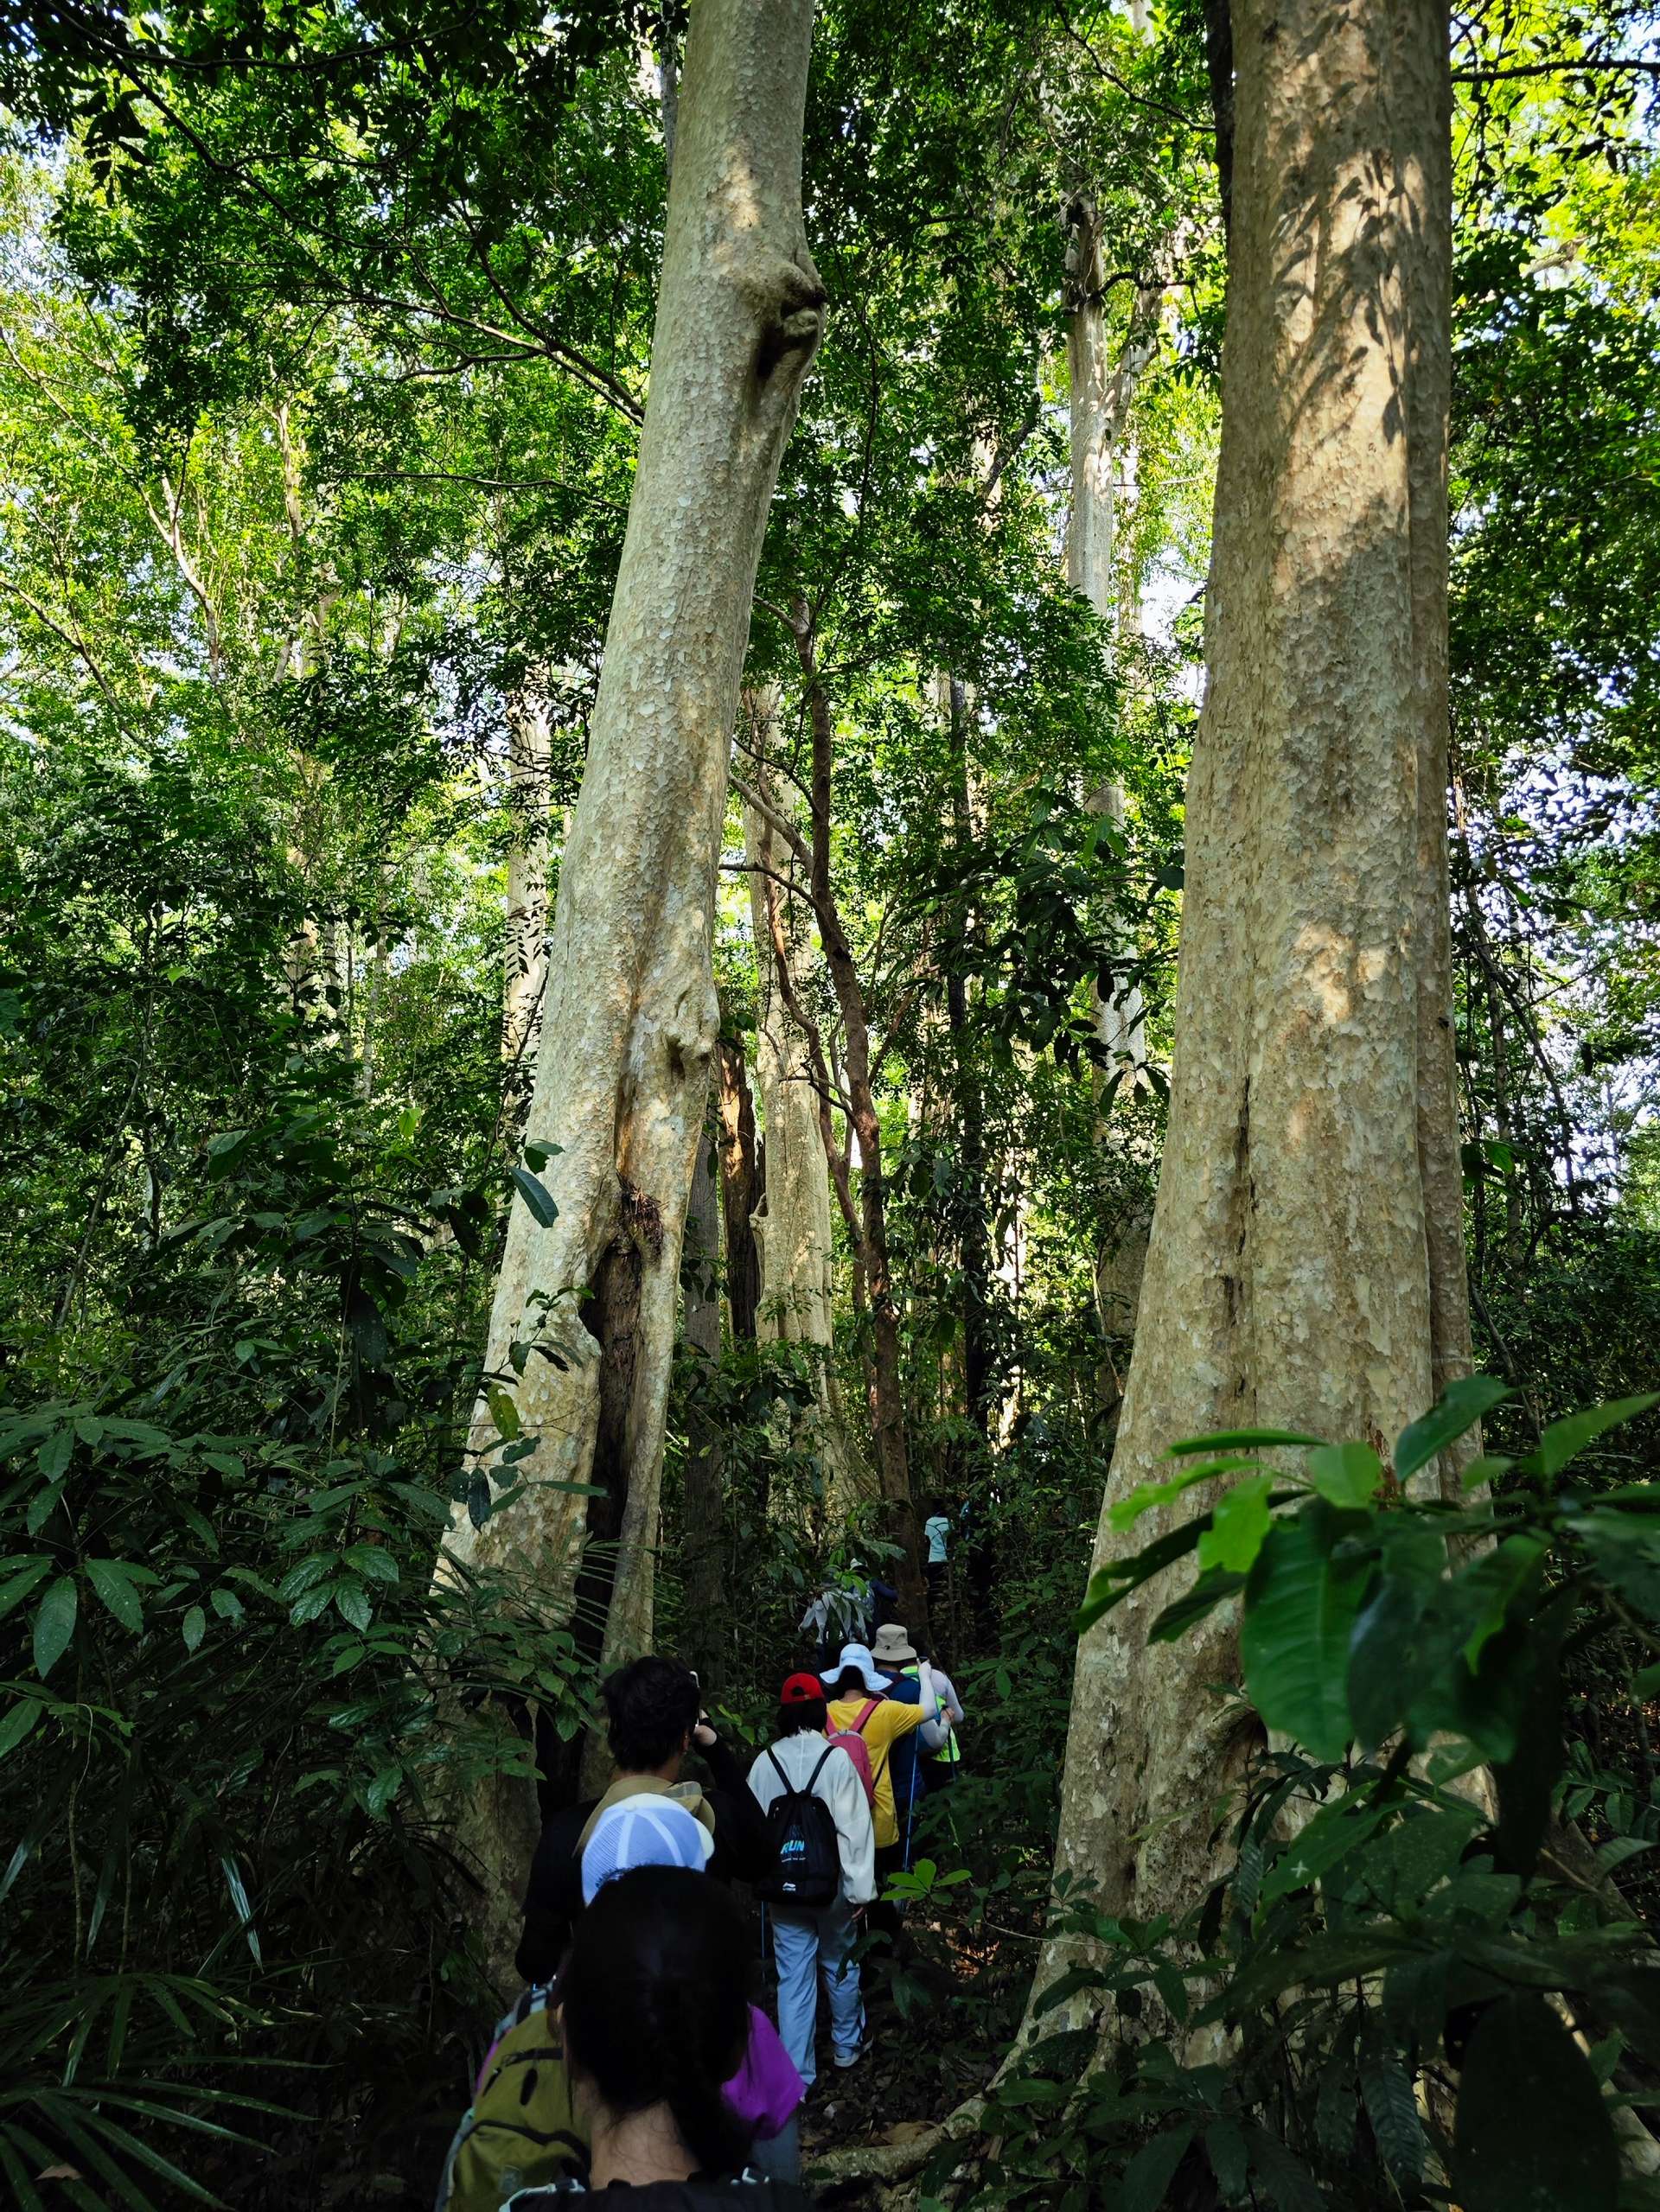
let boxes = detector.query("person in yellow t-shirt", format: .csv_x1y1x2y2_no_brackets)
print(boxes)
823,1641,948,1869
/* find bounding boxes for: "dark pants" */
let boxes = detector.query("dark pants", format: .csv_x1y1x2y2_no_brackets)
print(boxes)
870,1840,905,1944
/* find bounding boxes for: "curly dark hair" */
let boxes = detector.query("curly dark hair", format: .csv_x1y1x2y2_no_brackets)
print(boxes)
601,1655,700,1772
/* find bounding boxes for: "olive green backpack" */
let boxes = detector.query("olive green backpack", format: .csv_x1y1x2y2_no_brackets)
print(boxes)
436,1984,588,2212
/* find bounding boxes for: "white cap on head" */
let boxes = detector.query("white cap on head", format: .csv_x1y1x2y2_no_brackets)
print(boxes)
580,1793,713,1904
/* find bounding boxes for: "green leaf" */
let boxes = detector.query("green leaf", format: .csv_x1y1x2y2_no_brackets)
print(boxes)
1306,1441,1382,1510
1198,1475,1274,1572
1240,1503,1372,1760
182,1605,207,1652
1461,1451,1515,1493
1242,2126,1325,2212
1457,1536,1547,1671
1116,2124,1192,2212
1394,1375,1510,1483
523,1137,563,1171
35,1427,73,1480
210,1586,244,1622
1165,1429,1322,1457
1076,1515,1212,1635
0,1559,53,1622
1109,1460,1261,1533
1148,1569,1246,1643
1357,2013,1426,2183
34,1575,78,1677
486,1384,522,1441
1204,2120,1248,2201
365,1763,404,1816
509,1164,559,1227
1451,1993,1618,2212
86,1558,145,1635
334,1578,372,1632
0,1696,42,1760
1521,1393,1660,1480
277,1555,336,1602
1261,1793,1394,1904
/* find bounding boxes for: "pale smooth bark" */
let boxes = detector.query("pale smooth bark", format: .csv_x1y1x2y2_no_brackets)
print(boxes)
681,1128,726,1685
1066,197,1159,1372
433,0,822,1958
743,770,872,1519
1043,0,1469,2005
737,646,925,1610
714,1036,763,1341
501,688,552,1074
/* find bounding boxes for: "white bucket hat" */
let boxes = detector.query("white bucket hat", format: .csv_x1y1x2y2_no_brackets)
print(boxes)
834,1641,889,1697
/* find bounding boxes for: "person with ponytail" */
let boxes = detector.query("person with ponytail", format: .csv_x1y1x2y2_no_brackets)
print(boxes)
502,1868,814,2212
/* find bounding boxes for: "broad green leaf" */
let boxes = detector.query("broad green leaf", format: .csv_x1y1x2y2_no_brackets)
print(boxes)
508,1164,559,1227
1240,1503,1372,1760
1204,2120,1248,2200
277,1555,335,1602
365,1763,404,1816
1456,1536,1547,1671
0,1559,52,1622
182,1605,207,1652
1242,2126,1325,2212
1521,1393,1660,1479
1148,1568,1246,1643
209,1586,244,1622
1116,2124,1193,2212
1306,1441,1382,1509
1357,2013,1426,2185
1076,1514,1213,1635
33,1574,78,1678
86,1558,145,1635
0,1696,42,1760
1197,1475,1274,1572
1261,1792,1394,1904
1394,1375,1510,1482
1165,1428,1322,1458
1109,1460,1260,1532
1451,1993,1618,2212
35,1427,73,1481
334,1578,372,1632
486,1384,521,1441
1461,1451,1514,1492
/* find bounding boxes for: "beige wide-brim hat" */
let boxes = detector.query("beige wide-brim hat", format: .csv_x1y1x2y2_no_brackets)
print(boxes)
872,1623,917,1667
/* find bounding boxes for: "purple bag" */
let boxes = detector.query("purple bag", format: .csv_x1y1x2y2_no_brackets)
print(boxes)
723,2005,806,2139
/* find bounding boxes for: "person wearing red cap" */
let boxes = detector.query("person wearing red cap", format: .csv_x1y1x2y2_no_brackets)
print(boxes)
746,1673,876,2086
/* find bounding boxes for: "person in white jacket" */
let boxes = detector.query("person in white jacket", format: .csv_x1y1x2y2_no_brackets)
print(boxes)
747,1671,876,2086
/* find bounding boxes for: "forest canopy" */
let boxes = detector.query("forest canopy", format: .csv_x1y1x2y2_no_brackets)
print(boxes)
1,0,1657,2207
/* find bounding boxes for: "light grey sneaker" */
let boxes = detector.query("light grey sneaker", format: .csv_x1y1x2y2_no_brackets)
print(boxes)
832,2042,869,2071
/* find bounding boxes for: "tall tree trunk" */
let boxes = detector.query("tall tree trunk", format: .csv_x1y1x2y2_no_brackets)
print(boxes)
946,679,993,1450
1065,195,1159,1385
681,1126,726,1687
714,1036,763,1340
1040,0,1468,2011
502,687,552,1076
790,625,925,1621
742,777,871,1519
433,0,823,1968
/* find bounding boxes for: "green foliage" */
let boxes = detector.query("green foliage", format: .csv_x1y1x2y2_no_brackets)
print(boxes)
956,1381,1660,2211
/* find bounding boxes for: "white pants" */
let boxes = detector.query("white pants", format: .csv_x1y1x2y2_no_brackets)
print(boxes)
769,1895,864,2088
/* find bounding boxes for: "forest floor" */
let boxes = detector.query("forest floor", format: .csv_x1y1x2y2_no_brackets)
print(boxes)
794,1916,1017,2186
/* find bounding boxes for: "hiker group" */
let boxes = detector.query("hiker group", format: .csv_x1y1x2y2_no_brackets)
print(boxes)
441,1619,966,2212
